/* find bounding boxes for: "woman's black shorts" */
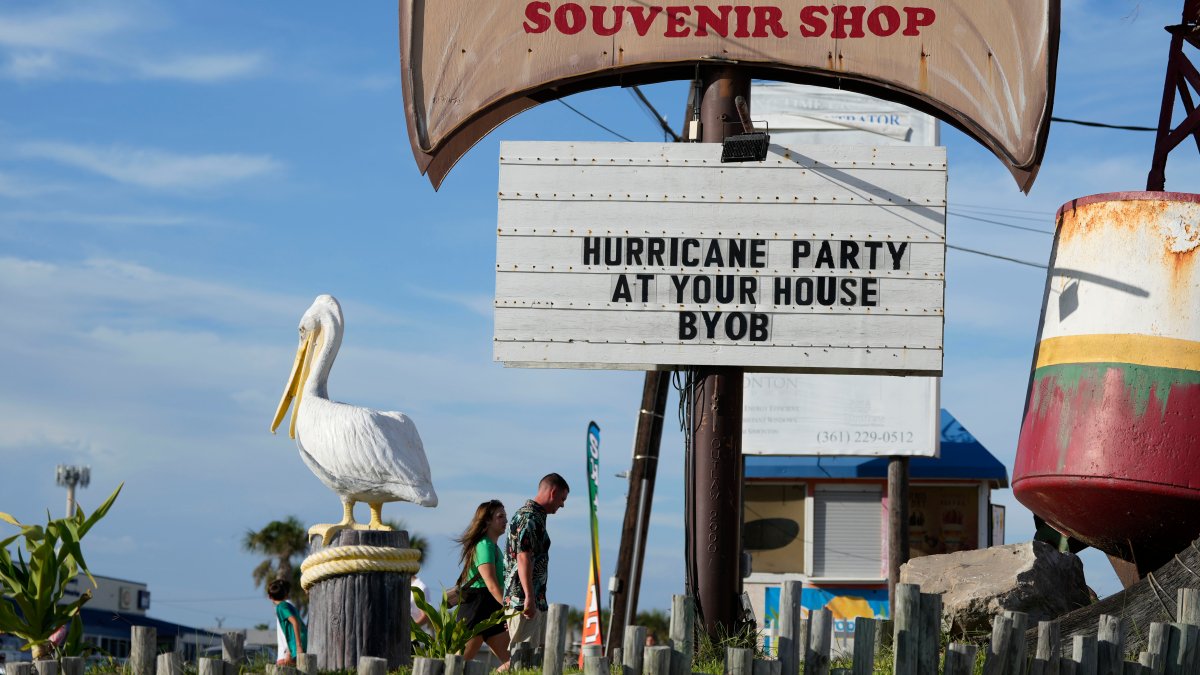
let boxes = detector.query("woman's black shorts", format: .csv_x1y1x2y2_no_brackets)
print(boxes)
458,587,507,640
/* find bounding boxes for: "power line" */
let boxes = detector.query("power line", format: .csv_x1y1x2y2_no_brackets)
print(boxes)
558,100,633,142
1052,116,1156,132
948,244,1048,269
628,86,681,142
948,210,1055,235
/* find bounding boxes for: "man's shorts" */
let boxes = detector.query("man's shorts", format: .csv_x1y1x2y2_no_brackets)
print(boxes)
507,610,545,646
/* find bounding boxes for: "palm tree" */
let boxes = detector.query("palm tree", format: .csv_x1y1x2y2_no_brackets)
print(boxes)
243,516,309,611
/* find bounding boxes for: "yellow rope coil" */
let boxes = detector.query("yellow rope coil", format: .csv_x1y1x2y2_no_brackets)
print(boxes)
300,545,422,591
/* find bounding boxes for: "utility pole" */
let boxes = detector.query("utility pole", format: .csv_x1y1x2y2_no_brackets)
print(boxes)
688,66,750,640
887,457,910,613
56,464,90,517
605,371,670,658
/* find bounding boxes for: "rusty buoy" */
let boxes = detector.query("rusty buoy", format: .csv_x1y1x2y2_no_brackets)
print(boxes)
1014,191,1200,575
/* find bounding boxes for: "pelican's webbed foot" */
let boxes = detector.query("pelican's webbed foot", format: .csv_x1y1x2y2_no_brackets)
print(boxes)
309,499,360,546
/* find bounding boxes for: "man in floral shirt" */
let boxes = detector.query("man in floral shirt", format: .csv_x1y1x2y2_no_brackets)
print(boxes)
503,472,569,646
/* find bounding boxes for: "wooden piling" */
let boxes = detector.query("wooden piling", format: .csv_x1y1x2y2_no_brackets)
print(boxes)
644,645,671,675
623,626,647,675
917,593,942,675
1177,589,1200,627
308,530,413,671
60,656,83,675
1166,622,1197,674
297,654,319,675
805,608,832,675
668,595,693,675
1074,634,1098,675
892,583,920,675
611,647,623,675
131,626,157,675
726,647,753,675
851,617,876,675
1003,611,1030,675
8,664,34,675
584,655,609,675
984,613,1013,675
1097,614,1125,675
1145,622,1168,675
358,656,387,675
34,661,57,675
444,654,465,675
751,658,781,675
413,656,444,675
944,643,978,675
778,581,802,675
1031,620,1060,675
199,658,223,675
545,603,569,675
156,652,182,675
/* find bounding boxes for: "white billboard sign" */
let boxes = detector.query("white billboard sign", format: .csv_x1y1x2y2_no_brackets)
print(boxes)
494,141,946,373
742,373,940,456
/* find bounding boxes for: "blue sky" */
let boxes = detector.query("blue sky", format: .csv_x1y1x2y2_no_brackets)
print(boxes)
1,0,1198,631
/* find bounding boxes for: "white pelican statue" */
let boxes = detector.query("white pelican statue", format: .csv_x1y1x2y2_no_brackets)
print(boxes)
270,294,437,543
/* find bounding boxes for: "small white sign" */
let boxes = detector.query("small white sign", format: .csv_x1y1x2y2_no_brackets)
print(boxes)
495,141,946,374
742,373,940,456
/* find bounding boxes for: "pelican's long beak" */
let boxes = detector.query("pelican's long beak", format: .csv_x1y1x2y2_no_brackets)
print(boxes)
271,331,312,439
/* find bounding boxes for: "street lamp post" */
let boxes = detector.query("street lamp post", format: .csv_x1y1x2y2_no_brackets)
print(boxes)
55,465,90,517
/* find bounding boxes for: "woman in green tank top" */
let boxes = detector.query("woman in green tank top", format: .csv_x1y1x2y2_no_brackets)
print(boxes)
456,500,511,665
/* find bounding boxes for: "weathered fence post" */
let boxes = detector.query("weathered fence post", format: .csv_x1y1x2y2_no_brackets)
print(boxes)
156,652,182,675
465,660,489,675
851,616,877,675
221,631,244,675
297,653,319,675
358,655,387,675
60,656,83,675
585,654,610,675
308,529,414,670
1145,622,1169,675
1003,611,1030,675
644,645,671,675
892,583,920,675
752,658,782,675
668,595,693,675
8,664,34,675
726,647,753,675
1074,634,1098,675
131,626,157,675
623,625,647,675
1030,620,1061,675
778,581,802,675
444,654,465,675
918,592,942,675
1097,614,1125,675
1177,588,1200,626
413,656,444,675
512,642,535,671
543,603,569,675
611,647,624,675
198,658,223,675
984,613,1014,675
944,643,978,675
34,661,57,675
1165,622,1198,674
805,608,832,675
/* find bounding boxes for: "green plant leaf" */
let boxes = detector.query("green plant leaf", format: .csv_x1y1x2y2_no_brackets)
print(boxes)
78,484,123,538
0,511,21,527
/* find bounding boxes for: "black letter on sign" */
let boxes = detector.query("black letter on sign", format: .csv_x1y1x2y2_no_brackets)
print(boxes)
679,312,697,340
583,237,601,265
750,313,769,341
636,274,654,302
611,274,633,302
792,240,811,268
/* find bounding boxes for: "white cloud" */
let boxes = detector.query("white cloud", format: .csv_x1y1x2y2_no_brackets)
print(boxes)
0,3,265,83
18,141,282,190
137,52,267,83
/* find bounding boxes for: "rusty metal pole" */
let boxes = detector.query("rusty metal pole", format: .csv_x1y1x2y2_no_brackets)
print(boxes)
689,66,750,640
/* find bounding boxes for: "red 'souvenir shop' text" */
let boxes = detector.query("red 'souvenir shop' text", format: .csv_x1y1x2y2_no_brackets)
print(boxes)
522,3,937,38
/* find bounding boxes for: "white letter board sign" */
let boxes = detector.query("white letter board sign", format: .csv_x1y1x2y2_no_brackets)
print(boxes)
494,141,946,374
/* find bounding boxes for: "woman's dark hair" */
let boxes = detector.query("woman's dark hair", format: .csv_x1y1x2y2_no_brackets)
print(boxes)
454,499,505,583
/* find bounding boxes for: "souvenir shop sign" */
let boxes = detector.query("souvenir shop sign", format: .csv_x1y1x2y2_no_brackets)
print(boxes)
400,0,1058,190
494,141,946,374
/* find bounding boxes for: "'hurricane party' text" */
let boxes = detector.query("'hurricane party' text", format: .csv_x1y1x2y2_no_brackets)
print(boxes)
582,235,910,342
